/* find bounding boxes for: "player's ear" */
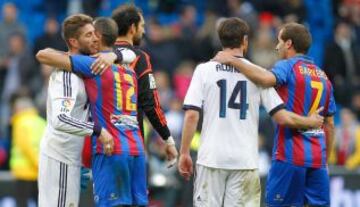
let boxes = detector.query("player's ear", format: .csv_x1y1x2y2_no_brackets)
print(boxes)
130,23,137,35
68,38,79,49
243,35,249,49
285,39,292,50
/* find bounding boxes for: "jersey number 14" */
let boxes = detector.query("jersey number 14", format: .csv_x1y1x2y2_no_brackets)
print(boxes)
217,79,249,119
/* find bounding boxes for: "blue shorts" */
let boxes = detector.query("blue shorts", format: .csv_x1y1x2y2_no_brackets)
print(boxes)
92,153,148,207
266,160,329,207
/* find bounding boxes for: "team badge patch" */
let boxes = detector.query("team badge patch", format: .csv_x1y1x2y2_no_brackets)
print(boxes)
149,73,157,89
60,99,74,113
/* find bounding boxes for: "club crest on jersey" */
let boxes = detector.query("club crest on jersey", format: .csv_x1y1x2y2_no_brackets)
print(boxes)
149,73,157,89
60,99,73,113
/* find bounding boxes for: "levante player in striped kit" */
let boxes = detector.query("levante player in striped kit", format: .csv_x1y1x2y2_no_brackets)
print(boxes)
37,17,148,206
213,23,336,207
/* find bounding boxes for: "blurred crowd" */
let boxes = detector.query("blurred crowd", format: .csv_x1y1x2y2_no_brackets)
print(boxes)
0,0,360,206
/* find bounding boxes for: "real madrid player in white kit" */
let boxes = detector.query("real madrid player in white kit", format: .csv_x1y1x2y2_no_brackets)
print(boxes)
178,18,324,207
37,14,114,207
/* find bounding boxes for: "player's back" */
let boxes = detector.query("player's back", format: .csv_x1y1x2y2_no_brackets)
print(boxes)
82,63,144,156
184,59,283,170
272,55,336,168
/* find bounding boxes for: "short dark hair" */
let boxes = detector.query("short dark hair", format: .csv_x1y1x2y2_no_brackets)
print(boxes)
94,17,118,47
217,17,249,49
62,14,93,46
280,23,312,54
111,4,142,36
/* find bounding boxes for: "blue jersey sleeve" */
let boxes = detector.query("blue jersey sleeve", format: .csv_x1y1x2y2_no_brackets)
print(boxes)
271,60,291,86
70,55,95,78
326,85,336,116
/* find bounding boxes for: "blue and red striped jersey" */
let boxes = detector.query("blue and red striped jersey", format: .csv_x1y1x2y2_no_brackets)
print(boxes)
70,54,144,156
271,55,336,168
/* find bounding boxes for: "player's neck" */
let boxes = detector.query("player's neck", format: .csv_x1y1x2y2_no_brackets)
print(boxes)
286,49,304,58
116,36,133,45
68,48,79,55
100,46,112,51
223,48,244,57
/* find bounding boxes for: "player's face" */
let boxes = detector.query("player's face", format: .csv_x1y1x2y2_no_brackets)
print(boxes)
275,29,287,59
77,24,99,55
133,14,145,46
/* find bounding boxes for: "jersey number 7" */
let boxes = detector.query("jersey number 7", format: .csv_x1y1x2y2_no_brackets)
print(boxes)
217,79,249,119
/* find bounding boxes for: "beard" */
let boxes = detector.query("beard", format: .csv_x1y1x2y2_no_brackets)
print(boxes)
79,45,97,55
133,34,142,46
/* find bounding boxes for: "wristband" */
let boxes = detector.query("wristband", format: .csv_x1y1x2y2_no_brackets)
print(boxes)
165,136,175,146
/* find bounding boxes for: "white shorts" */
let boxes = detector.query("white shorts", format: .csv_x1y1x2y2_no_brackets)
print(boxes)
193,164,260,207
38,153,81,207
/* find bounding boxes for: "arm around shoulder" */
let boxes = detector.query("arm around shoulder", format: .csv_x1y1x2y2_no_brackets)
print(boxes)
36,48,72,71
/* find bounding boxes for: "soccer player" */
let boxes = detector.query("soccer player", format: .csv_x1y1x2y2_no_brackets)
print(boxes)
213,22,336,207
37,17,148,206
35,14,114,207
111,5,178,165
178,18,324,207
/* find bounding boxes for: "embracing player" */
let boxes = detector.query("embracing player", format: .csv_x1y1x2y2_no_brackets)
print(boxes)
213,22,336,207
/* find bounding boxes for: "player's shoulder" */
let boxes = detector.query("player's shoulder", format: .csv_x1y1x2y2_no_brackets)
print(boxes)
195,60,218,71
51,70,82,83
273,59,292,70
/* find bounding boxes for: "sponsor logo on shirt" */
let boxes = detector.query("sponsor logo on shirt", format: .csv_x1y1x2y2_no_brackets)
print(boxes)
149,73,157,89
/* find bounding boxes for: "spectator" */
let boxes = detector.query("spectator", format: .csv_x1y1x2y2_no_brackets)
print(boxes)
33,17,67,56
173,61,194,101
0,3,26,67
154,70,174,111
9,89,46,207
323,20,360,106
34,64,53,118
329,108,360,169
193,9,221,62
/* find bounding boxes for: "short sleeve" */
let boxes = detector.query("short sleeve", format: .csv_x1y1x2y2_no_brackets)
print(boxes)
271,60,291,86
260,87,285,116
183,64,204,111
70,55,95,78
325,84,337,116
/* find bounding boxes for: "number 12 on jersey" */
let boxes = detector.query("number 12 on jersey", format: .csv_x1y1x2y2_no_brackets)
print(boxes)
216,79,249,119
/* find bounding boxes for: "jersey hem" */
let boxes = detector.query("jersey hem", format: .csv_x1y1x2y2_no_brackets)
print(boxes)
273,158,326,168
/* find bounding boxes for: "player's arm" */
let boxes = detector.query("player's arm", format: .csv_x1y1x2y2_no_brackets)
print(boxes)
213,51,276,87
272,108,324,129
179,109,199,180
50,72,101,137
261,87,323,129
36,48,128,75
324,116,335,162
178,64,204,180
136,51,172,140
36,48,72,70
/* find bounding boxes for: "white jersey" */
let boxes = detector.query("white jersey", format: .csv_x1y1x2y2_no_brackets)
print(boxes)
41,70,95,166
183,60,284,170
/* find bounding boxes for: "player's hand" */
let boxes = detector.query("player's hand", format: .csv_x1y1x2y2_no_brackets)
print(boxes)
98,128,114,156
178,153,193,181
91,53,117,75
164,136,178,168
308,107,324,128
212,51,236,65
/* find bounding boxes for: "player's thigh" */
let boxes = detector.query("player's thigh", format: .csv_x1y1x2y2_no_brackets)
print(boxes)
223,169,260,207
130,154,148,206
266,160,306,207
38,154,80,207
92,154,132,206
193,164,227,207
304,167,330,207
